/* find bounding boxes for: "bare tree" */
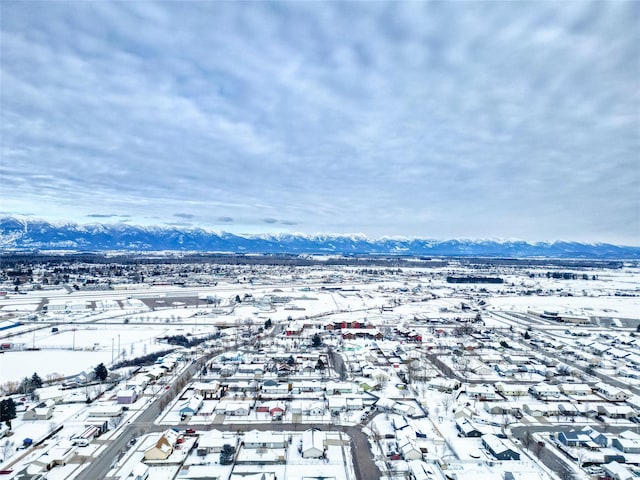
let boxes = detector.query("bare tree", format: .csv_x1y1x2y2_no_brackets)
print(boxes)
441,393,454,414
45,372,63,383
2,440,14,462
109,415,123,430
0,381,19,395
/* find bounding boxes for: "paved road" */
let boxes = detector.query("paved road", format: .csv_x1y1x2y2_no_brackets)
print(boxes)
75,356,207,480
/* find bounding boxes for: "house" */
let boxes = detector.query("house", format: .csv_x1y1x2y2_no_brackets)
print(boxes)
143,367,165,381
244,430,287,449
390,402,415,417
48,444,76,467
192,381,221,400
523,403,558,417
456,419,482,438
293,380,325,394
261,381,290,396
127,373,149,390
399,438,422,460
301,428,325,458
179,395,204,417
34,386,64,404
601,461,634,480
529,383,561,400
306,401,325,416
71,425,100,445
427,377,460,392
269,402,285,418
504,472,548,480
597,404,636,419
484,402,516,415
326,381,354,395
23,401,54,421
481,434,520,460
132,463,149,480
557,430,600,448
223,402,251,416
495,382,529,397
559,383,592,396
197,430,228,455
144,429,180,461
31,444,76,470
290,400,325,416
455,406,477,419
89,404,123,418
466,384,500,400
612,434,640,454
594,382,631,401
375,397,397,412
558,402,590,417
327,396,347,414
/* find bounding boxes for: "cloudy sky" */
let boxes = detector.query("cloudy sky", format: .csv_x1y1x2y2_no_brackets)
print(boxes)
1,2,638,244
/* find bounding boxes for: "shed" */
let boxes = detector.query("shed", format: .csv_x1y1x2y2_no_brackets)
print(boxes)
117,389,138,405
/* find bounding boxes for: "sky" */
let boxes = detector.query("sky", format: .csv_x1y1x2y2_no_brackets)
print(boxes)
1,1,639,244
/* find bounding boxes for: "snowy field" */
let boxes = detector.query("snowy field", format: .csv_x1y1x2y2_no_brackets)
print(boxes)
0,324,191,384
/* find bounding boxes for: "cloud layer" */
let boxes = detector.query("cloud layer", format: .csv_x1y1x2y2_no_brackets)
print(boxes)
1,2,638,243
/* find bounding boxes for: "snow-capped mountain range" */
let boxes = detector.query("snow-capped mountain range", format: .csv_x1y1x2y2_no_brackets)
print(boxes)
1,217,638,258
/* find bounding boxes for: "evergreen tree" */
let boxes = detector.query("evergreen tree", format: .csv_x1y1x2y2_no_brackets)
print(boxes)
0,398,16,428
30,373,42,389
19,377,32,395
264,318,272,329
312,333,322,348
94,363,108,382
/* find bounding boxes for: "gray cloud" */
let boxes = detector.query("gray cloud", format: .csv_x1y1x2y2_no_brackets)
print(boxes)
174,213,195,220
1,2,638,244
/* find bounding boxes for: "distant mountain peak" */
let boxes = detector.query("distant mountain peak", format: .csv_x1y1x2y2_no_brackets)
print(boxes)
0,216,638,259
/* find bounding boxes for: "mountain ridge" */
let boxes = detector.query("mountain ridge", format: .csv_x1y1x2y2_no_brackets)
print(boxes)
1,217,638,259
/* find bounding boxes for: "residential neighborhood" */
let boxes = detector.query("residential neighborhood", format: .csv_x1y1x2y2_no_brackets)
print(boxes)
0,254,639,480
